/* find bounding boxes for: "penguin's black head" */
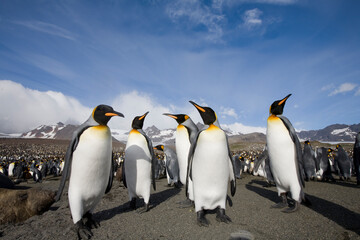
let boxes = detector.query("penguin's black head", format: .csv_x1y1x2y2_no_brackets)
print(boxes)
163,113,189,124
92,104,124,125
305,140,310,145
153,145,164,151
269,94,291,115
132,112,149,130
189,101,217,125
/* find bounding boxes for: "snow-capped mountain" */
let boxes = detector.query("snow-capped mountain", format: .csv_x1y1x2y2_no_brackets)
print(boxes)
20,122,70,139
4,122,359,144
298,123,360,142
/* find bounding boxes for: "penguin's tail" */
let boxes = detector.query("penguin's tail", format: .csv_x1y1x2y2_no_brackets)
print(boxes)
302,195,312,207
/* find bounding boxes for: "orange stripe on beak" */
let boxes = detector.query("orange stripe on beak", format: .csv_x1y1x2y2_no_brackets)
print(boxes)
105,113,118,117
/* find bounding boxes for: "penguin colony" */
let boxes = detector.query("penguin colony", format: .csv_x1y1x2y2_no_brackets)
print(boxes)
0,96,358,239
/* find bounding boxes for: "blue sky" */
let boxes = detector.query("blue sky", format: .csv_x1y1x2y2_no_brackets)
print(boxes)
0,0,359,134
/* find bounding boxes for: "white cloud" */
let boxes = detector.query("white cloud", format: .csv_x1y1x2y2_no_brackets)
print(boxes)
329,82,357,96
12,20,76,41
166,0,225,42
242,8,263,29
220,107,238,119
223,122,266,134
356,87,360,96
110,91,206,131
251,0,297,4
0,80,91,133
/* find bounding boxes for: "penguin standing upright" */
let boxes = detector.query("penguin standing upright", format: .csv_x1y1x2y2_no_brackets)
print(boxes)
187,101,236,226
124,112,156,213
55,104,124,239
302,141,317,181
163,113,198,206
353,132,360,185
335,144,352,180
315,147,335,182
253,147,275,187
266,94,308,213
154,145,180,188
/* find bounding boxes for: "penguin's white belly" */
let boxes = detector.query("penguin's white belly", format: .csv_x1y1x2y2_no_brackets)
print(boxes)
176,126,191,184
267,117,300,197
192,129,229,212
68,126,112,223
125,131,151,202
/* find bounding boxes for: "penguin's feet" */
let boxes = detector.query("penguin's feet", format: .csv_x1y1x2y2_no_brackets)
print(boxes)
282,201,300,213
130,198,136,210
197,210,209,227
271,193,288,209
174,182,181,188
137,203,149,214
83,213,100,229
216,208,232,223
177,199,194,208
75,220,93,240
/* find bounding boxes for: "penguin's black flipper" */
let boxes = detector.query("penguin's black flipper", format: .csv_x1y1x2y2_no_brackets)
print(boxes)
226,134,236,196
138,129,156,191
122,160,127,188
253,148,268,173
185,129,202,198
55,125,91,202
105,154,114,194
278,115,305,188
165,157,174,180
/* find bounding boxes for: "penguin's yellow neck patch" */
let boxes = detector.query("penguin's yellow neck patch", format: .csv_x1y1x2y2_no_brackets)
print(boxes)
177,125,186,130
207,124,219,131
268,114,279,121
130,129,140,134
93,125,108,130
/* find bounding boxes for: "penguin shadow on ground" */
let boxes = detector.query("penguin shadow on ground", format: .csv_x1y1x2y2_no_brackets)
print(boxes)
246,181,360,236
94,187,181,223
329,179,360,189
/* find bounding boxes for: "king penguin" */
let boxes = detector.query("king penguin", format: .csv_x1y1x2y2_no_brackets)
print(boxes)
124,112,156,213
153,145,180,188
55,104,124,239
188,101,236,226
266,94,309,213
163,113,198,206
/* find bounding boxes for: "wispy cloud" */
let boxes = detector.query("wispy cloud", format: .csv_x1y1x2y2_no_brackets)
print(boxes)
166,0,225,42
355,87,360,96
220,107,238,119
242,8,263,29
28,54,78,80
329,82,358,96
12,20,76,41
251,0,297,4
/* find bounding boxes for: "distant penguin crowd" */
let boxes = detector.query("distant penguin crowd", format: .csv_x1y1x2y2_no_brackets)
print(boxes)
1,97,359,240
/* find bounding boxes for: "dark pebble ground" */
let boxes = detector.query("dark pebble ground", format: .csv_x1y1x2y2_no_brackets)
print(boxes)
1,174,359,240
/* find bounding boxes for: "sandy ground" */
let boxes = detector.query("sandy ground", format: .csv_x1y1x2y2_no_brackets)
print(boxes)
1,174,360,240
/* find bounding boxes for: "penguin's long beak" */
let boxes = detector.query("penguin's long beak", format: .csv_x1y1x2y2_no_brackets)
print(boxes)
105,111,124,118
278,94,292,106
139,111,149,120
189,101,206,113
163,113,177,119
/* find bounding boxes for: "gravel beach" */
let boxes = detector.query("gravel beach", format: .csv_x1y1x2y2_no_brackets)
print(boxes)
1,173,359,240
